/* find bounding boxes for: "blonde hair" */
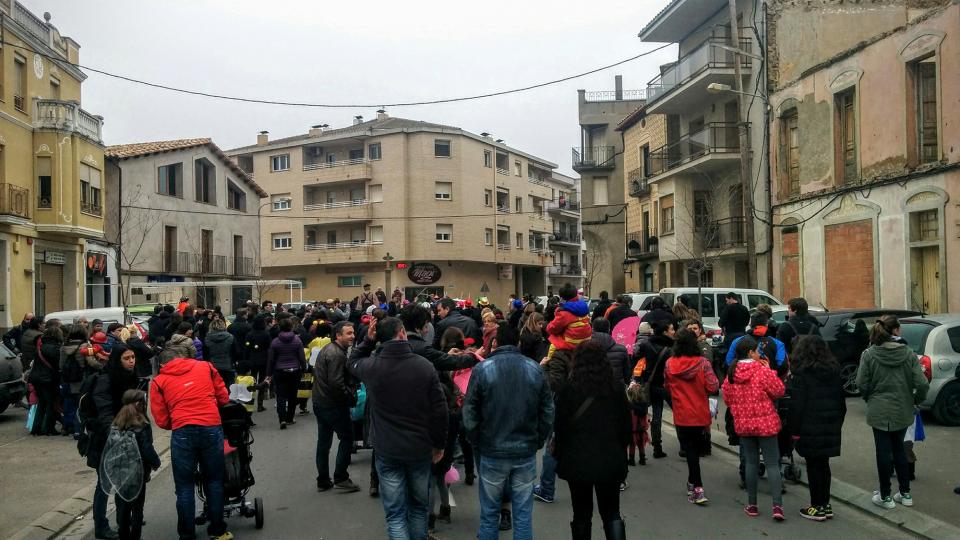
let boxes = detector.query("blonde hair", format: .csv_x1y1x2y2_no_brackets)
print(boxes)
481,308,493,318
482,312,497,324
211,318,227,332
113,389,149,430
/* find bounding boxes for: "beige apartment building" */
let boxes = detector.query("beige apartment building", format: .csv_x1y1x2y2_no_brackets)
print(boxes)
545,172,583,294
227,112,564,303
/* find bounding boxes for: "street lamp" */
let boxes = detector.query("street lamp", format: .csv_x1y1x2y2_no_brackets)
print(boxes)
706,83,766,98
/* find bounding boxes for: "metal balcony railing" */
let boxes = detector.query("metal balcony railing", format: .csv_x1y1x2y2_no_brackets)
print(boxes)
303,199,369,211
583,89,647,102
546,197,581,213
304,240,382,251
626,233,658,258
34,99,104,143
628,169,650,197
497,204,510,214
648,122,743,176
233,257,257,277
198,254,228,275
302,157,368,171
646,37,753,105
497,244,511,251
572,146,616,170
0,183,30,219
704,217,747,249
549,265,582,276
550,232,581,244
161,251,194,274
13,95,25,112
496,167,510,176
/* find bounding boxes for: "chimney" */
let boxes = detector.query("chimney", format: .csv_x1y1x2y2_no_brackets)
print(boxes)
353,115,364,125
615,75,623,100
309,124,323,137
257,130,269,146
377,109,389,121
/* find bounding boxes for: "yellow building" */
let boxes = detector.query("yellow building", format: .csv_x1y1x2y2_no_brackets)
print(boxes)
0,1,106,326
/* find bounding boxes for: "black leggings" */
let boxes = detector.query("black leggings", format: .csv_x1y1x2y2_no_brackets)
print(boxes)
873,428,909,498
676,426,704,487
805,456,832,507
458,429,475,476
32,382,60,435
568,481,621,524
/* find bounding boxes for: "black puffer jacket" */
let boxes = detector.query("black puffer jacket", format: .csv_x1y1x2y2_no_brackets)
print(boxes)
408,333,478,371
204,330,235,373
519,329,548,363
148,312,171,346
786,365,846,458
592,332,631,385
776,314,822,353
635,334,674,391
554,383,631,484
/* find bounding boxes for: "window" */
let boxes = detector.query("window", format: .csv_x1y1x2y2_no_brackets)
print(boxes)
516,232,523,249
483,150,492,168
947,327,960,354
326,153,336,164
693,190,710,230
514,161,522,176
37,156,52,208
369,184,384,203
272,194,291,211
272,233,292,250
910,209,939,242
483,189,492,207
835,89,857,184
350,228,365,243
236,155,253,174
79,164,102,215
270,154,290,172
436,224,452,242
14,54,26,112
782,109,800,197
434,139,451,158
369,226,384,243
747,294,777,309
435,181,453,200
593,176,609,206
349,149,364,161
338,275,362,287
369,143,382,160
641,144,651,177
484,228,493,245
157,163,183,197
495,152,508,171
227,181,246,211
49,76,60,100
327,230,338,244
515,196,522,213
911,57,939,164
660,194,674,234
194,159,216,204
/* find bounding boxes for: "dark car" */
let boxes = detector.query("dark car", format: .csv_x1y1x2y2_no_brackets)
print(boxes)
0,342,25,414
808,309,923,396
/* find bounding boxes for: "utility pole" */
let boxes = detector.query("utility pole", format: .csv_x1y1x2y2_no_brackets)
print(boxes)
728,0,757,288
382,252,395,296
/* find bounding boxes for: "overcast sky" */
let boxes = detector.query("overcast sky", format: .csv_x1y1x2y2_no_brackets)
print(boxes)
27,0,675,176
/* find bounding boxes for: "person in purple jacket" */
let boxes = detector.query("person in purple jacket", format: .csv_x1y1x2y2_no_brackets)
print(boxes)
264,317,306,429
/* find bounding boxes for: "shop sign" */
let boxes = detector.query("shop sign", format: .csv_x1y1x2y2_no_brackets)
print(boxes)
408,262,442,285
86,252,109,276
44,251,66,265
499,264,513,280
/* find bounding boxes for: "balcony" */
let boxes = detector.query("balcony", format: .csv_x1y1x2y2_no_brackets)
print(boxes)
628,169,651,197
0,183,30,220
305,240,382,251
704,217,747,250
550,232,581,246
233,257,257,277
198,254,229,275
572,146,616,171
549,265,582,277
646,37,752,114
583,89,647,102
626,233,659,259
647,122,742,180
159,251,230,275
546,197,580,216
34,99,104,143
301,158,373,183
303,199,370,212
497,244,512,251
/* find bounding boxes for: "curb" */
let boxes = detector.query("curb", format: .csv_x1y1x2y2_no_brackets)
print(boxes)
663,418,960,540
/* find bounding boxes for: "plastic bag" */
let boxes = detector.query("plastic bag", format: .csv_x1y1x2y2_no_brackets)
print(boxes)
100,428,144,502
350,384,367,422
913,411,925,442
709,397,719,419
25,404,36,431
444,466,460,485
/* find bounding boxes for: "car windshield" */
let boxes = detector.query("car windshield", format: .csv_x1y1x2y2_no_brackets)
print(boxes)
899,322,936,355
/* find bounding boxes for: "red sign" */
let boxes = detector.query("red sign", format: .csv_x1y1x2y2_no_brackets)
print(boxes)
395,263,409,269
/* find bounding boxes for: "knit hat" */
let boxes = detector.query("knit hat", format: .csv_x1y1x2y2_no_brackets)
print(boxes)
637,322,653,336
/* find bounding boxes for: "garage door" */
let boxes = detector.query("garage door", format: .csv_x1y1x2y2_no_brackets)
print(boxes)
824,220,874,309
41,263,64,315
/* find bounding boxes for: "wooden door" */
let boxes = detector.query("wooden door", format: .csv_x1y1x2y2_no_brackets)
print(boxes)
164,226,177,271
911,246,941,313
41,263,64,314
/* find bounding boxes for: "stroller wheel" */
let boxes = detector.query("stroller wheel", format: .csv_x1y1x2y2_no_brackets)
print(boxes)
758,462,766,478
254,497,264,529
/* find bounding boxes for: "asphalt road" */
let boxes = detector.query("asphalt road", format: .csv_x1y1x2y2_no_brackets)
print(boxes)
127,409,911,539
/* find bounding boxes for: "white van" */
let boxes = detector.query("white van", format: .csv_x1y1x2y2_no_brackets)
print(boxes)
658,288,783,327
43,307,128,325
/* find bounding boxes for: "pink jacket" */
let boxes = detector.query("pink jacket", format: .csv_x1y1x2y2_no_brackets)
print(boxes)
721,360,785,437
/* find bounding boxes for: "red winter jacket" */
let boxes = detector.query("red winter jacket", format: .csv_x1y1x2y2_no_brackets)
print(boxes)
721,360,785,437
665,355,719,427
150,358,229,431
546,308,592,352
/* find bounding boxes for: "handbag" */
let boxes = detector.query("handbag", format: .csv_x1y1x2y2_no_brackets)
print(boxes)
632,348,669,404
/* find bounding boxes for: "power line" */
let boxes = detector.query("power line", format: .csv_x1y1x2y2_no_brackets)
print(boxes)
0,38,672,108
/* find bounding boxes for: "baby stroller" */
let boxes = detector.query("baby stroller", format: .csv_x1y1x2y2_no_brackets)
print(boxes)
195,401,264,529
776,393,803,483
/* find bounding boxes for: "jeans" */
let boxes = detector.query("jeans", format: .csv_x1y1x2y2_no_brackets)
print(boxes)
273,370,300,423
568,480,621,525
676,426,705,487
741,436,782,506
375,455,432,540
171,425,226,539
478,455,536,540
60,384,78,434
806,456,832,507
537,433,557,498
314,404,354,484
116,483,146,540
873,427,910,498
93,471,111,533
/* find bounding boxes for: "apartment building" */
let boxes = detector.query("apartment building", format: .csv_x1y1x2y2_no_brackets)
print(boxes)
768,0,959,313
544,171,583,294
104,139,266,312
0,1,108,325
227,112,560,302
637,0,770,290
574,76,646,296
618,106,667,293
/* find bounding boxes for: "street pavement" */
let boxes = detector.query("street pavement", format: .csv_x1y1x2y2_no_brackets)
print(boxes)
89,409,908,539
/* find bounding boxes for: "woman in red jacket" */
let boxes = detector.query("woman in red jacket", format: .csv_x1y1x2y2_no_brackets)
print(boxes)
722,336,786,521
665,329,719,505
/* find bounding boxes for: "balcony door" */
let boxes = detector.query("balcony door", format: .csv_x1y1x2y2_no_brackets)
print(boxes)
724,101,739,148
201,229,213,273
164,226,177,272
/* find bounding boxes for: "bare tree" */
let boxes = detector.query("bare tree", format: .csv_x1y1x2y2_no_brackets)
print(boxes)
248,238,283,303
582,241,607,297
109,185,161,313
181,228,214,308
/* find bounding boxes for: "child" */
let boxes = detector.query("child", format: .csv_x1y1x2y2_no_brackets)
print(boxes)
301,323,332,415
723,336,786,521
108,389,160,540
231,362,258,415
544,283,592,358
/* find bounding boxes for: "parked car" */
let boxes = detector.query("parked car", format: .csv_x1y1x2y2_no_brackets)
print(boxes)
44,307,127,326
761,304,827,324
899,315,960,426
811,309,923,396
0,342,25,414
660,287,784,328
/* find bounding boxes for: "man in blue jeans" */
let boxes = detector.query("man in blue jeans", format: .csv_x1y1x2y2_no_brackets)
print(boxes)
463,323,554,540
151,357,232,540
349,317,448,540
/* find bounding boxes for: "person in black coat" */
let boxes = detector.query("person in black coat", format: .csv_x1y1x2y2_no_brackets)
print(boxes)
640,297,675,329
606,294,638,331
591,291,612,322
718,292,751,339
244,316,273,412
591,319,631,386
786,335,846,520
30,324,63,435
519,313,549,363
149,305,174,347
634,321,676,459
776,297,822,354
554,340,631,539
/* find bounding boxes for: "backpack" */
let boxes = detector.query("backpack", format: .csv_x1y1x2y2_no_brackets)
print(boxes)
99,427,143,502
60,345,85,385
75,373,101,457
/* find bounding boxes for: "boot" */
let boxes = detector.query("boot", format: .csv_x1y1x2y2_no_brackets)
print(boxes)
570,520,592,540
438,504,451,523
653,444,667,459
603,518,626,540
256,387,266,412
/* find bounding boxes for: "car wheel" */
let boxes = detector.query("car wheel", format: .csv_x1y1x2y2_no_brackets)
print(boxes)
839,363,860,396
932,382,960,426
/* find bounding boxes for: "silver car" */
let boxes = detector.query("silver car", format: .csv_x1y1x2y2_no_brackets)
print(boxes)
900,315,960,426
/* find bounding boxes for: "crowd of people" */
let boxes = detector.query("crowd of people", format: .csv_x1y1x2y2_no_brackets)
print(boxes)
0,283,938,539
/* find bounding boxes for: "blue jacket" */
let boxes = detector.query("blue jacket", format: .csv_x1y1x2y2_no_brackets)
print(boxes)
462,345,555,459
725,333,787,367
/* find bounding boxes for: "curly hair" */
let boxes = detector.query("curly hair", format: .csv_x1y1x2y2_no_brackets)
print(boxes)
671,328,702,357
569,340,616,397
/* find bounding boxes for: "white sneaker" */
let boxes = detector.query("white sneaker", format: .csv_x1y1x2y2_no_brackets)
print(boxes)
894,492,914,507
872,491,895,509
